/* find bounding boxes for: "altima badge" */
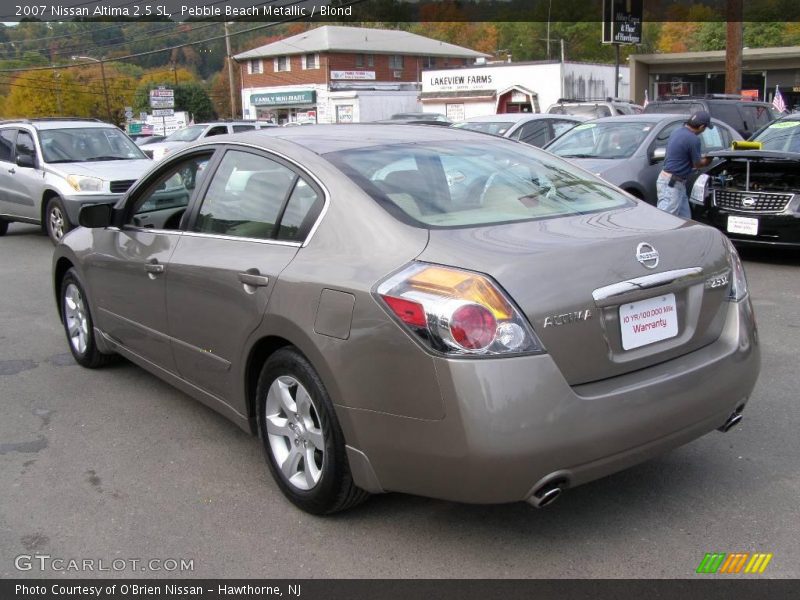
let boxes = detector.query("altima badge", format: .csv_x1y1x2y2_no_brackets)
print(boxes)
543,309,593,328
636,242,659,269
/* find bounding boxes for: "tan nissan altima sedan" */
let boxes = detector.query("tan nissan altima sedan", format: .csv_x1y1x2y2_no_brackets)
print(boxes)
52,125,760,514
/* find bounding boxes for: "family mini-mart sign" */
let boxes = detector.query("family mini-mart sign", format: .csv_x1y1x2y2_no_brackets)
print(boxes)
602,0,643,45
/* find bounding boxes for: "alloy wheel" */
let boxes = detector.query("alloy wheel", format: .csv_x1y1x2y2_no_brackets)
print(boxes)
264,375,325,491
49,205,65,240
64,283,89,355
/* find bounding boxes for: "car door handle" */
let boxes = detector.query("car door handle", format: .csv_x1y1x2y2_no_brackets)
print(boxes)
144,262,165,275
238,272,269,287
7,168,14,174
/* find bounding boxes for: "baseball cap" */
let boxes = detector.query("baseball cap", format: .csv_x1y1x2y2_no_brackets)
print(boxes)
688,111,713,128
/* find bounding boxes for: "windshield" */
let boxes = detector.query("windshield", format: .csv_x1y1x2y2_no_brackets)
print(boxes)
164,125,206,142
40,128,146,163
325,140,633,228
452,122,513,136
752,120,800,152
547,121,656,159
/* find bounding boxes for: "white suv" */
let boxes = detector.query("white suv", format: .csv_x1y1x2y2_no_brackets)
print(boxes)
143,120,277,161
0,118,152,243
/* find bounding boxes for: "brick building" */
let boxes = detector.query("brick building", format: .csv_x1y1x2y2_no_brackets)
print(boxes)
233,26,488,124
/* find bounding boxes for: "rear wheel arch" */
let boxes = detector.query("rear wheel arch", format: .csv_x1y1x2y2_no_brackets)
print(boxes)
245,336,293,429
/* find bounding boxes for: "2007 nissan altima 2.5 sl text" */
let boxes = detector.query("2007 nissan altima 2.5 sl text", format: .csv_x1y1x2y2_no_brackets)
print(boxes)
51,124,760,514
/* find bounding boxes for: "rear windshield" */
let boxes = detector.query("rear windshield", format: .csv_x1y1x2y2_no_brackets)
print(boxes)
325,140,634,228
452,121,513,136
550,104,613,118
644,102,703,115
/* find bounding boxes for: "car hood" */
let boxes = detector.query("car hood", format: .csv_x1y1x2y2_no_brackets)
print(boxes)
47,159,152,180
707,149,800,161
418,202,732,385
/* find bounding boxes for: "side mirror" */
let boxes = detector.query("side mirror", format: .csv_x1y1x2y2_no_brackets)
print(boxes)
78,203,113,228
16,153,36,168
650,147,667,163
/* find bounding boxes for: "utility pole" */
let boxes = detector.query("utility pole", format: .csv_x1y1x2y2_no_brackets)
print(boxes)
51,66,62,115
224,21,237,119
171,61,178,86
614,44,620,97
72,55,112,123
725,0,743,95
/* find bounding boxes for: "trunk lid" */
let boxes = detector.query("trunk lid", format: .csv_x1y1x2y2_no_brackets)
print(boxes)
418,203,732,385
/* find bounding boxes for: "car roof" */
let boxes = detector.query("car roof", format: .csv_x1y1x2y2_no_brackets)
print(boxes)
463,113,584,123
221,123,511,154
1,120,117,130
584,113,689,124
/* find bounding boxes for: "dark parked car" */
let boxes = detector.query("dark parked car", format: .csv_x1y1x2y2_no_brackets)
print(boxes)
451,113,586,147
545,114,741,205
53,125,759,514
134,135,166,146
689,114,800,247
643,96,781,139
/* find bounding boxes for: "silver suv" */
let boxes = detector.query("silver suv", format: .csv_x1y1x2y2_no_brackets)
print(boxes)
144,120,277,161
547,98,644,118
0,118,152,243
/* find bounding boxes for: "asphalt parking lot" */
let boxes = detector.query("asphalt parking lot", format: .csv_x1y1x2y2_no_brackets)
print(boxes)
1,222,798,579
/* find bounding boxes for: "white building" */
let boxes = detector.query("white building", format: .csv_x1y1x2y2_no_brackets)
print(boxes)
420,60,631,120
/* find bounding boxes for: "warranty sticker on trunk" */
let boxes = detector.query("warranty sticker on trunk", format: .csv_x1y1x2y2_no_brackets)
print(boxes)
620,294,679,350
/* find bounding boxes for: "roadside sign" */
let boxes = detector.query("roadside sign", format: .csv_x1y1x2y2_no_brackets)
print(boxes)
124,109,133,119
150,88,175,109
152,108,175,117
140,111,148,121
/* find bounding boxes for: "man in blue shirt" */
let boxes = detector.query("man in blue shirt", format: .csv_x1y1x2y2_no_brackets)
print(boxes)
656,111,713,217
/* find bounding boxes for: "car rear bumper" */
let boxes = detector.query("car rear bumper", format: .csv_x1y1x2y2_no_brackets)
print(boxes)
339,297,759,504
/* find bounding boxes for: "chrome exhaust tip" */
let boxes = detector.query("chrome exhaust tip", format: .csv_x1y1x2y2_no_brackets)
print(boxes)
718,406,745,433
528,479,567,509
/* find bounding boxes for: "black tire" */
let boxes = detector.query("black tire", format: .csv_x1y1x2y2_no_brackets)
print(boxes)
256,347,369,515
0,218,7,236
60,268,116,368
45,196,72,244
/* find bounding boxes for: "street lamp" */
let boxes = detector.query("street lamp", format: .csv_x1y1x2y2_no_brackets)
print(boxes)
72,55,112,123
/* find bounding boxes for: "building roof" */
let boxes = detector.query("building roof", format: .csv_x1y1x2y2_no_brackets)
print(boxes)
630,45,800,65
233,25,490,61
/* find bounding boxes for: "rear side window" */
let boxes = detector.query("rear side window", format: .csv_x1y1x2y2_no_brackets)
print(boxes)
740,105,775,130
232,125,256,133
514,121,550,147
0,129,16,162
194,150,297,240
326,140,634,228
276,178,323,241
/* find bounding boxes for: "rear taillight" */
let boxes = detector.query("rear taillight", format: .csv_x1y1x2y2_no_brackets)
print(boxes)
725,238,749,301
376,263,544,357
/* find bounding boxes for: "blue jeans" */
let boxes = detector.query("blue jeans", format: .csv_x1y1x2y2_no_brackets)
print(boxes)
656,172,690,218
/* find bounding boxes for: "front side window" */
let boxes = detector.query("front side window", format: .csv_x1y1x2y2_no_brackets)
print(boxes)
326,140,634,228
15,130,36,162
128,153,212,229
194,150,297,240
232,125,255,133
548,121,655,159
39,127,145,163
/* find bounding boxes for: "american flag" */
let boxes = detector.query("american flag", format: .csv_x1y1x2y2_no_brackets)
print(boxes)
643,89,649,108
773,85,787,113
